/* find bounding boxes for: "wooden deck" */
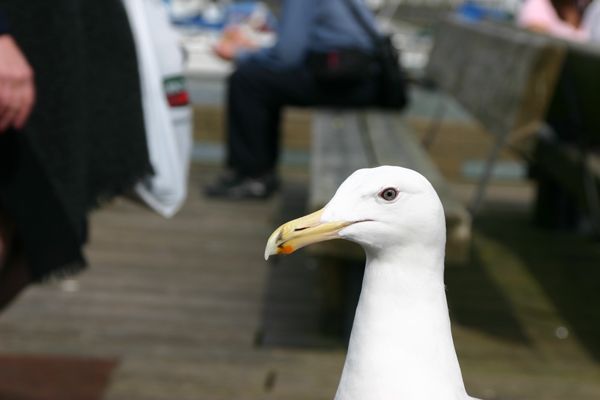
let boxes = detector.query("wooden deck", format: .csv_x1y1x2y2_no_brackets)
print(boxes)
0,164,600,399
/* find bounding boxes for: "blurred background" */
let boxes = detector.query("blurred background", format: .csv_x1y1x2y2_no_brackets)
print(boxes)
0,0,599,399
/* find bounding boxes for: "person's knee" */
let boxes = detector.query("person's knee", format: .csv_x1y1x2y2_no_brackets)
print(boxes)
229,59,270,89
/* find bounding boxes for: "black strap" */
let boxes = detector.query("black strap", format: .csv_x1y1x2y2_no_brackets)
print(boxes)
342,0,383,44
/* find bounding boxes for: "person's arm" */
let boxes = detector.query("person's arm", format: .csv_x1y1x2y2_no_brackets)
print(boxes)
517,0,588,40
0,11,35,133
236,0,319,69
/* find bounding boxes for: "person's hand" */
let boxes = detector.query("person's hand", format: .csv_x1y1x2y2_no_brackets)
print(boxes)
0,35,35,133
213,25,256,61
214,41,237,61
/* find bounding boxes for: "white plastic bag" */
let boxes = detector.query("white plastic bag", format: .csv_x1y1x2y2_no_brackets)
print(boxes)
124,0,193,218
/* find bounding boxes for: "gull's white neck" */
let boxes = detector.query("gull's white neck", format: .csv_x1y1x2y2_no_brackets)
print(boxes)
334,245,469,400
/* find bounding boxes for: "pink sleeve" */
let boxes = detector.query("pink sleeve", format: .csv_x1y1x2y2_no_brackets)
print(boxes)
518,0,557,27
517,0,589,41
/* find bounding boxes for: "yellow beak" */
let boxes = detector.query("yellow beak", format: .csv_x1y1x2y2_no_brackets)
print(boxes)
264,208,353,260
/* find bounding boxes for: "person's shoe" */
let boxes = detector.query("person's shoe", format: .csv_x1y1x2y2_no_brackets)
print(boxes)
204,170,279,200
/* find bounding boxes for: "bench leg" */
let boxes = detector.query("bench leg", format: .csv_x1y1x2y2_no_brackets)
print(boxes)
422,95,448,150
583,154,600,236
317,256,364,343
469,134,507,216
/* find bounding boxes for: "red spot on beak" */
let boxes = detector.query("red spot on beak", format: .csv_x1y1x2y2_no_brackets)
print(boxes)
279,245,294,254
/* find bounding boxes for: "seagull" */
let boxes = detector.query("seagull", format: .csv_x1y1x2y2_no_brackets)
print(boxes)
265,166,480,400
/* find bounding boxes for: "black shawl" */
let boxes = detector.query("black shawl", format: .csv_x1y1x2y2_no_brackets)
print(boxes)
0,0,152,280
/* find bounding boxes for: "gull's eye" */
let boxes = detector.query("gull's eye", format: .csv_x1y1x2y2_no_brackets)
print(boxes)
379,187,399,202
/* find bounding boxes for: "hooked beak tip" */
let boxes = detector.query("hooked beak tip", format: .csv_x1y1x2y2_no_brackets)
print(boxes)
264,208,354,261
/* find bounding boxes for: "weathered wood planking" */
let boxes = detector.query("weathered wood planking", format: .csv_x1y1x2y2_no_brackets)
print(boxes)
427,17,566,143
0,167,343,399
309,111,372,208
1,166,600,399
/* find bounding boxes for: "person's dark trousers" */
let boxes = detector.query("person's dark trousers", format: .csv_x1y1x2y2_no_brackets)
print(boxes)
226,59,381,178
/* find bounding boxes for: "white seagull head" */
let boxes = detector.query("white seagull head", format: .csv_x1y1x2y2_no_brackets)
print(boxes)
265,165,446,260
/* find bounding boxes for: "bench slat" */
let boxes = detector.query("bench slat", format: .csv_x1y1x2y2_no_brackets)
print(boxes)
309,111,373,209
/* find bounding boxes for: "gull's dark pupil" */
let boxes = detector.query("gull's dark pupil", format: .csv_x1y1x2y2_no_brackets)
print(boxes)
381,188,398,201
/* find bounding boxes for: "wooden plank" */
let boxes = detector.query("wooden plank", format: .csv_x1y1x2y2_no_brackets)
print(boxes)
309,110,372,209
308,111,371,340
427,17,565,141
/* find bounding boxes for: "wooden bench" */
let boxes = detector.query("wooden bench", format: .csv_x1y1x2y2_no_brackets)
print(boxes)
295,17,571,341
424,17,566,214
427,18,600,232
306,17,569,265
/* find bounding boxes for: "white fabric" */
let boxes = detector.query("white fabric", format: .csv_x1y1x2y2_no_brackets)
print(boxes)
124,0,193,218
583,0,600,43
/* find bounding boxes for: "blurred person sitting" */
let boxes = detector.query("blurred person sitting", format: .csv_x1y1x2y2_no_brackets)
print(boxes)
0,1,152,311
518,0,591,40
521,0,600,230
205,0,389,199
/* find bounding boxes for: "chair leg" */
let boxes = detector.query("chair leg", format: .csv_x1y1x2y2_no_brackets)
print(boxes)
469,133,507,216
583,153,600,236
422,96,448,150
